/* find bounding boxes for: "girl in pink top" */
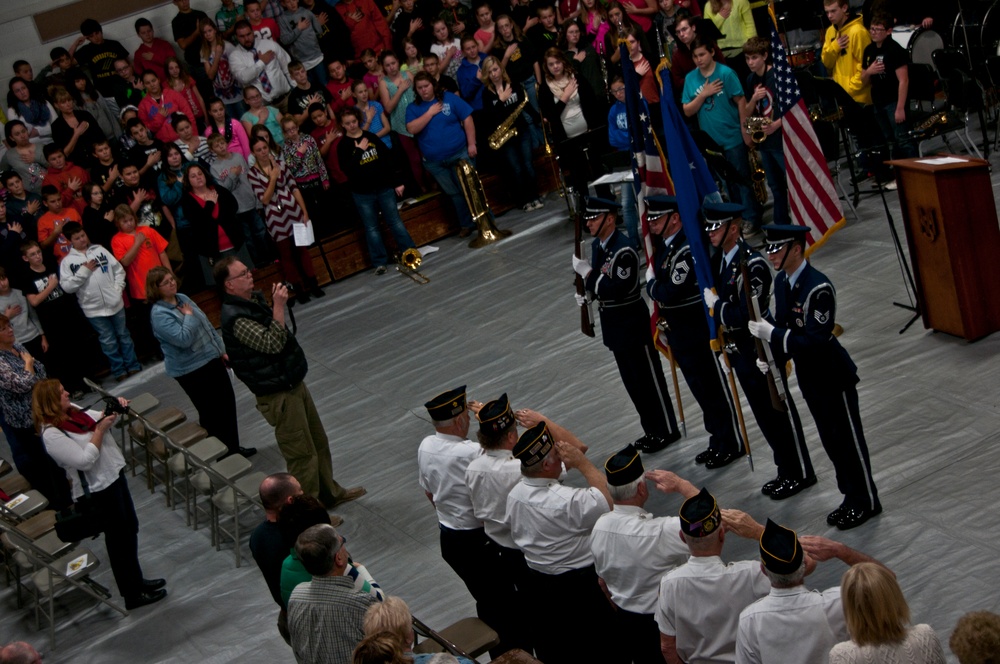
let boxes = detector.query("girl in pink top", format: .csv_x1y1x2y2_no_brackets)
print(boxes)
204,98,251,159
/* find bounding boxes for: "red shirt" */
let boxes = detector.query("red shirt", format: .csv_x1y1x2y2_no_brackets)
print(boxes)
310,124,347,184
111,228,169,300
326,78,357,114
336,0,392,57
42,162,90,215
137,88,197,143
133,38,177,81
38,208,82,263
250,17,281,43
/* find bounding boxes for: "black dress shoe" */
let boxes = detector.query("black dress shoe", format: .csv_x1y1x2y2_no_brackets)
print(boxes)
295,291,312,305
836,504,883,530
310,285,326,298
142,578,166,590
636,431,681,454
458,227,474,238
761,477,782,496
705,449,746,469
827,505,849,526
125,588,167,610
239,446,258,458
695,449,715,465
769,475,817,501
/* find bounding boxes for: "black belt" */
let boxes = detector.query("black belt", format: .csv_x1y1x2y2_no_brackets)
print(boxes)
599,296,641,309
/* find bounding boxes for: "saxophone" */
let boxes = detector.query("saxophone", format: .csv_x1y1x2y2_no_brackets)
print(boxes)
488,96,529,150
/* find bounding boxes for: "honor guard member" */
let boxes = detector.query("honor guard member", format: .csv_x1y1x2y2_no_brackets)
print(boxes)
701,202,816,496
736,519,885,664
590,445,698,664
463,393,533,655
418,386,505,650
748,225,881,529
571,196,681,454
656,488,770,664
505,422,620,664
645,195,744,468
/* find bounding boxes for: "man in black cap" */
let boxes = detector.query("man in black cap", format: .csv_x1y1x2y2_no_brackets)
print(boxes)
736,518,884,663
702,202,816,493
656,487,770,664
590,445,698,664
748,224,881,529
645,195,744,468
418,386,505,650
572,196,681,454
505,421,618,664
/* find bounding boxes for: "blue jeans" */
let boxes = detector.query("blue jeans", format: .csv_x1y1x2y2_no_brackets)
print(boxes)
424,149,475,229
307,63,328,89
875,102,917,159
352,187,416,266
722,143,762,226
88,308,141,378
619,182,640,250
499,132,538,206
758,147,789,225
520,75,544,149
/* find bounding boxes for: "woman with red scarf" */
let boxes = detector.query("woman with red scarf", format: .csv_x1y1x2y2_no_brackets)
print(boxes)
34,379,167,610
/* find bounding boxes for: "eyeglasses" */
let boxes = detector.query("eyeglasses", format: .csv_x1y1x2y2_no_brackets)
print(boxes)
869,26,886,34
610,86,625,94
225,268,251,281
158,276,177,287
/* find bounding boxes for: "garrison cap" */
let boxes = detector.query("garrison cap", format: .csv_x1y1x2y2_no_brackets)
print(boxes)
477,393,515,435
762,224,810,254
759,518,803,574
582,196,621,221
702,201,744,231
646,195,679,220
604,444,644,486
679,487,721,537
424,386,467,421
512,421,554,467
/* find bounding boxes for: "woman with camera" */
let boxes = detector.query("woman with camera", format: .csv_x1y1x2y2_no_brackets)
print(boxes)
146,266,252,459
33,379,167,610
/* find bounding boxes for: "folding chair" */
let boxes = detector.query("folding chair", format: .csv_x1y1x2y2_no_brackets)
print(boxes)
147,421,207,508
210,469,266,568
930,48,987,158
166,436,228,528
412,614,499,659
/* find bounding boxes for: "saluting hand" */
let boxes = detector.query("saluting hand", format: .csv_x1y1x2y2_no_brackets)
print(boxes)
554,440,586,469
721,508,763,539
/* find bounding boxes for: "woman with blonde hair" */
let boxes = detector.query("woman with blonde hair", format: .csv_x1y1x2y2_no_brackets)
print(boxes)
830,562,946,663
481,55,543,212
362,597,475,663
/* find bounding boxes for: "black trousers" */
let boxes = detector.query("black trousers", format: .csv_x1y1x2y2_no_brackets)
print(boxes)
175,358,241,454
800,378,879,510
615,607,663,664
91,472,145,602
666,320,741,454
612,337,679,440
729,341,813,481
527,565,622,664
497,544,536,655
439,526,511,655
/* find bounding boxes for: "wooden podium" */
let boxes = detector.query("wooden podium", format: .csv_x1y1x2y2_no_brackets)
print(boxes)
889,155,1000,341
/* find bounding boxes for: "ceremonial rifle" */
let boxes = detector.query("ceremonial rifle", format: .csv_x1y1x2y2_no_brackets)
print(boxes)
574,200,596,337
739,258,786,412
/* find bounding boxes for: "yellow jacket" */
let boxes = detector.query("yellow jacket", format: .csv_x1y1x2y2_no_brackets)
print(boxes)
822,15,872,104
705,0,757,53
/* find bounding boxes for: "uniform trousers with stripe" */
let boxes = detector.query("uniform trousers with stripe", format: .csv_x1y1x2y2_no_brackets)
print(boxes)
611,336,679,439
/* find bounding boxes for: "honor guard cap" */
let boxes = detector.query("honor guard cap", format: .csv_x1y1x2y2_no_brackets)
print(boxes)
646,195,678,221
604,444,644,486
512,421,554,467
702,202,744,231
759,518,804,574
477,393,515,435
762,224,810,254
679,487,721,537
424,386,467,421
582,197,621,221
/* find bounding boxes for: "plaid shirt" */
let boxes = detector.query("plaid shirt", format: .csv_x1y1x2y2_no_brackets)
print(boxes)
288,575,375,664
231,293,289,354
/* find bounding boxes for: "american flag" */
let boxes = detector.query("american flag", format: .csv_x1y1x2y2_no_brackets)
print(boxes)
620,44,672,264
769,24,846,253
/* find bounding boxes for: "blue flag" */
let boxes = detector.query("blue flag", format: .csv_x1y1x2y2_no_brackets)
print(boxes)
658,73,723,345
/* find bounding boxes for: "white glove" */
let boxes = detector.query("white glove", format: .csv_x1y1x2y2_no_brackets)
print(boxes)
703,287,719,309
572,255,591,279
717,353,730,376
748,319,775,341
574,293,586,306
644,264,654,284
756,358,769,375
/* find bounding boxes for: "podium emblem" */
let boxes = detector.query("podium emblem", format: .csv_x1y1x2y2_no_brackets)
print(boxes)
917,206,940,243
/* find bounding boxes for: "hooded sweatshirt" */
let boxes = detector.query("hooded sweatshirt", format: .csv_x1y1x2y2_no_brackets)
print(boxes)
58,243,126,318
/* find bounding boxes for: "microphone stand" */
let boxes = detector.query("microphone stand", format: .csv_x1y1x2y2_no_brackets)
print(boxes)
877,182,921,334
956,0,973,71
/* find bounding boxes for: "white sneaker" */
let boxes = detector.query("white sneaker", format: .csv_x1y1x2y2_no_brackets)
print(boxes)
883,181,897,191
532,199,545,210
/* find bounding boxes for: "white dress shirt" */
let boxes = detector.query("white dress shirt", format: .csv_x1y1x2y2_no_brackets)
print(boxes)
655,555,770,663
505,476,610,574
464,449,521,549
41,408,127,499
229,36,293,102
590,506,689,614
736,585,847,664
417,432,483,530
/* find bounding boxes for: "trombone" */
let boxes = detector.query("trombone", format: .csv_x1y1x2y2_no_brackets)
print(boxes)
395,248,430,284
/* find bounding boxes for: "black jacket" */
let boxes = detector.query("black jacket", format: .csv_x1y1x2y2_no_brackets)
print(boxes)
537,73,606,144
181,187,246,257
221,292,308,397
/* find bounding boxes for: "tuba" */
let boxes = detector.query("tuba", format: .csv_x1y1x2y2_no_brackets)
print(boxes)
456,159,513,248
488,96,529,150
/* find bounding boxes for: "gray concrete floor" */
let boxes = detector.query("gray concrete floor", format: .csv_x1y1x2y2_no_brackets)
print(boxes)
2,134,999,663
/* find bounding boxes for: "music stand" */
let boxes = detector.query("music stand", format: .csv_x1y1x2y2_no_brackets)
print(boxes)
876,179,921,333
